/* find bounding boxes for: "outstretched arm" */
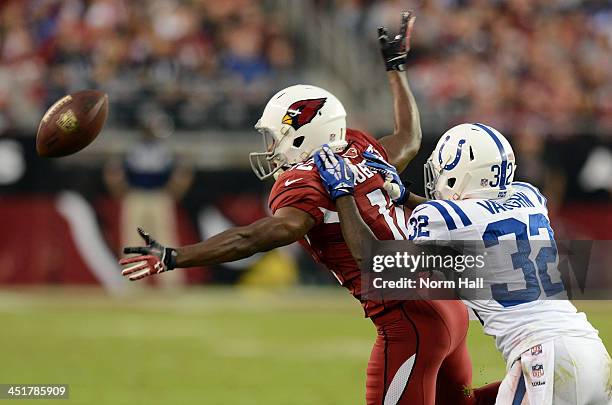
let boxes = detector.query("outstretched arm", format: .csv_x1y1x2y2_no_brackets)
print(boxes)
378,72,422,173
377,12,422,173
120,207,314,281
176,207,313,267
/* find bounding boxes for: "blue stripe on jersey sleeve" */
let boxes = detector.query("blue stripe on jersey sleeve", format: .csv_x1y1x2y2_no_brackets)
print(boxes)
423,201,457,230
443,200,473,226
513,182,545,204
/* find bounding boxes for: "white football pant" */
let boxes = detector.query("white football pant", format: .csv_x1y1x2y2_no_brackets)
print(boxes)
496,336,611,405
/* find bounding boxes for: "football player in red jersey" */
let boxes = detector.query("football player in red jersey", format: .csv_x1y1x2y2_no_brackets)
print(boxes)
120,12,498,405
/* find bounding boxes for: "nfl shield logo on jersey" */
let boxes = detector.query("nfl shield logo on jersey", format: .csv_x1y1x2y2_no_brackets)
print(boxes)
530,344,543,356
532,364,544,378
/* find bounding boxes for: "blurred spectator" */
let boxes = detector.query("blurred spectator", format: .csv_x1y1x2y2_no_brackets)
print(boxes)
0,0,297,131
328,0,612,138
104,107,193,288
1,0,610,137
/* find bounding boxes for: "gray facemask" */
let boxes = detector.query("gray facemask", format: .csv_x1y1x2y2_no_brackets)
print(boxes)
249,126,287,181
423,158,439,200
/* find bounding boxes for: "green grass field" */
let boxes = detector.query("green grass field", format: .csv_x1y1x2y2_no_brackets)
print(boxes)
0,288,609,404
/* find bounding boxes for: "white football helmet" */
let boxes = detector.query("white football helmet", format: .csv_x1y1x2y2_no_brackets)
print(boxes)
424,123,516,200
250,85,347,180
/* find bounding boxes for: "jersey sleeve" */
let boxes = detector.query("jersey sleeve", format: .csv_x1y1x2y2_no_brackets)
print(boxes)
268,166,332,226
407,202,453,243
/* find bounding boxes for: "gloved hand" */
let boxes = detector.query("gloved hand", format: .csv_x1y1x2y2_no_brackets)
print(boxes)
378,11,415,72
119,228,177,281
314,145,355,200
363,151,409,204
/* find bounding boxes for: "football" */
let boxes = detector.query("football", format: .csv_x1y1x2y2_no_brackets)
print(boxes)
36,90,108,157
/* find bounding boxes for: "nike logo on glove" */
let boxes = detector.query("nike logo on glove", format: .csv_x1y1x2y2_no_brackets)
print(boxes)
285,178,303,186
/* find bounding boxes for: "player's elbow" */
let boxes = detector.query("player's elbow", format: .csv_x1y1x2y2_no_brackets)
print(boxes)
397,127,422,152
388,129,421,170
265,220,304,248
403,142,420,163
389,143,420,173
238,218,303,255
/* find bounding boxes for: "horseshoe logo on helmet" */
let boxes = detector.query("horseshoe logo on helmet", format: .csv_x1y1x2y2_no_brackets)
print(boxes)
438,136,466,171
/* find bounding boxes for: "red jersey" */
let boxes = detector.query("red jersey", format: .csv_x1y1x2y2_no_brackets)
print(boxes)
269,129,412,317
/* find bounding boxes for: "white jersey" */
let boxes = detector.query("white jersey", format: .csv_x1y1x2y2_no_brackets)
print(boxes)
408,182,600,363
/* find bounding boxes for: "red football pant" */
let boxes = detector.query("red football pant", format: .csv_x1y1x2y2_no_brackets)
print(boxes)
366,300,499,405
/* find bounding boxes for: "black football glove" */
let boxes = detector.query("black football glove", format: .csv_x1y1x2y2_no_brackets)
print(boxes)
378,11,415,72
120,228,177,281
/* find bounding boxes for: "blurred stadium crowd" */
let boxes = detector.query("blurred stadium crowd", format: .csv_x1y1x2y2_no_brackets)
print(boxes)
0,0,298,132
2,0,611,137
325,0,612,137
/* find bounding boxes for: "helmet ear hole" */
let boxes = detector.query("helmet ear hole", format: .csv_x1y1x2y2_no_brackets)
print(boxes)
469,146,475,161
292,136,305,148
447,177,456,188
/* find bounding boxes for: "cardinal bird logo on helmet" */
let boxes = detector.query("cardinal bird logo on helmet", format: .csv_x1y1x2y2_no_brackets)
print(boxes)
282,98,327,131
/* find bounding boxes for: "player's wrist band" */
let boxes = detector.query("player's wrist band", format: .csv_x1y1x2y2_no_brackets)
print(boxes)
384,54,406,71
164,248,178,270
332,188,354,201
385,61,406,72
397,188,409,205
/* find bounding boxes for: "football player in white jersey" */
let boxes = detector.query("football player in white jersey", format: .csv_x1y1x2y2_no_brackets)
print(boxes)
313,123,611,405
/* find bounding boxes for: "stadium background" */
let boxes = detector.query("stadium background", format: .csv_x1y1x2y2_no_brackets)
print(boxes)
0,0,610,403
